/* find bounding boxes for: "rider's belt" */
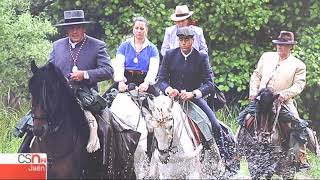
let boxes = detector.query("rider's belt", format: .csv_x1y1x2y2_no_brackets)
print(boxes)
125,70,145,76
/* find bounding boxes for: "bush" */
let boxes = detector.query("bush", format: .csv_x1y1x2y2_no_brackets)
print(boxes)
0,0,56,107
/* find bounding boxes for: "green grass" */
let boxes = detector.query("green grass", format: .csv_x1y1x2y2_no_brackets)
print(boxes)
303,153,320,178
0,103,27,153
216,105,241,133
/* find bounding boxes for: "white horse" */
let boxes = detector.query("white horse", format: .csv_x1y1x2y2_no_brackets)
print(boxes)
109,90,158,179
147,95,224,179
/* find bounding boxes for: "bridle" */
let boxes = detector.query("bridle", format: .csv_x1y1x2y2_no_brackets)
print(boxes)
31,80,65,135
150,106,178,158
253,98,282,144
30,82,78,166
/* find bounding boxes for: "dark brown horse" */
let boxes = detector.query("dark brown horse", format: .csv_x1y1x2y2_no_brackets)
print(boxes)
27,61,140,179
236,88,296,179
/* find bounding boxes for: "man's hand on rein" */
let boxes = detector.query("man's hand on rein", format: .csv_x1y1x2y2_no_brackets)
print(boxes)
179,90,193,100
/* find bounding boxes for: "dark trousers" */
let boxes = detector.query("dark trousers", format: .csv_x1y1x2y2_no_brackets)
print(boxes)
192,98,229,159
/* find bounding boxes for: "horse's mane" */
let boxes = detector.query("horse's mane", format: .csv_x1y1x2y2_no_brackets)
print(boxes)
29,62,84,128
256,88,278,115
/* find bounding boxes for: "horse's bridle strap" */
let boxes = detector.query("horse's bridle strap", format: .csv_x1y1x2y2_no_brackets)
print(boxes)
31,114,48,120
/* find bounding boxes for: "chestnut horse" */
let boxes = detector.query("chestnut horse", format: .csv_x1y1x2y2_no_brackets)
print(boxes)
236,88,296,179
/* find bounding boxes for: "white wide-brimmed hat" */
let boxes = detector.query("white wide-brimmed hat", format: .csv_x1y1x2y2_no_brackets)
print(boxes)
170,5,193,21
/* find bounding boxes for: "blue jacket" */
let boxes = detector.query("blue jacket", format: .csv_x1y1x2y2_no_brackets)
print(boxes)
48,35,114,90
158,47,214,96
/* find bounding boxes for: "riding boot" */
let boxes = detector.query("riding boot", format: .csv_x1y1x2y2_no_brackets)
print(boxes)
84,110,100,153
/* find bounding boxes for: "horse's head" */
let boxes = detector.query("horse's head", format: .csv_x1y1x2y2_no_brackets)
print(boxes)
255,88,281,143
256,88,280,114
29,61,74,137
148,95,177,163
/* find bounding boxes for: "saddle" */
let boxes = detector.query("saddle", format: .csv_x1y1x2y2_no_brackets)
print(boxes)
95,108,141,165
181,101,214,142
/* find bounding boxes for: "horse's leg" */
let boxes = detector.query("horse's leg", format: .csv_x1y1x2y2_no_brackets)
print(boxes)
134,138,148,179
188,158,202,179
147,152,160,178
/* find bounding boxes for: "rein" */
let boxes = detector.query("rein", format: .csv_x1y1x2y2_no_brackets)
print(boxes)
31,81,63,134
32,79,80,165
271,101,282,134
154,97,177,155
126,90,148,131
253,100,282,143
157,123,177,156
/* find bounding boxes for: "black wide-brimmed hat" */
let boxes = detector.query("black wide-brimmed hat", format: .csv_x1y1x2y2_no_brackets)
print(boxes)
54,10,94,27
272,31,297,45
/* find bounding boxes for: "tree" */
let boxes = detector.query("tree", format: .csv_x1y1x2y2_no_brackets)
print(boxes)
4,0,320,128
0,0,56,108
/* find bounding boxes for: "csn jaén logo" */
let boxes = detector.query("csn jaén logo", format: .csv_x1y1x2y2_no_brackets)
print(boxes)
18,154,47,164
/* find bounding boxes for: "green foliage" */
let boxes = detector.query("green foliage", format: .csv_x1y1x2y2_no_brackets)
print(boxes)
2,0,320,126
293,25,320,130
0,0,56,106
295,25,320,86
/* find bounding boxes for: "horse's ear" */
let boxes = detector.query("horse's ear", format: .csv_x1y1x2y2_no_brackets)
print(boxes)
273,93,280,100
30,60,39,74
147,97,155,112
48,62,55,70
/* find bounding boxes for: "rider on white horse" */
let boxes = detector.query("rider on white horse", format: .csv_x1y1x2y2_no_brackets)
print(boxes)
157,26,230,162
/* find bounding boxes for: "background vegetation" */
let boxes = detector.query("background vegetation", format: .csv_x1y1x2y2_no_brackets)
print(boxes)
0,0,319,178
2,0,319,127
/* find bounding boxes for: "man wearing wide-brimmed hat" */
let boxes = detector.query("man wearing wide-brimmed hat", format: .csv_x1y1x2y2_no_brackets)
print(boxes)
49,10,114,153
160,5,208,56
237,31,312,170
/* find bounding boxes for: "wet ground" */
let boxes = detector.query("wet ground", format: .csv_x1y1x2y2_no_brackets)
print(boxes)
229,160,314,180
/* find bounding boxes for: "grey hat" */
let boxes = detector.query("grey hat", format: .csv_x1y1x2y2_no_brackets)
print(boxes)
54,10,94,27
176,27,195,37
